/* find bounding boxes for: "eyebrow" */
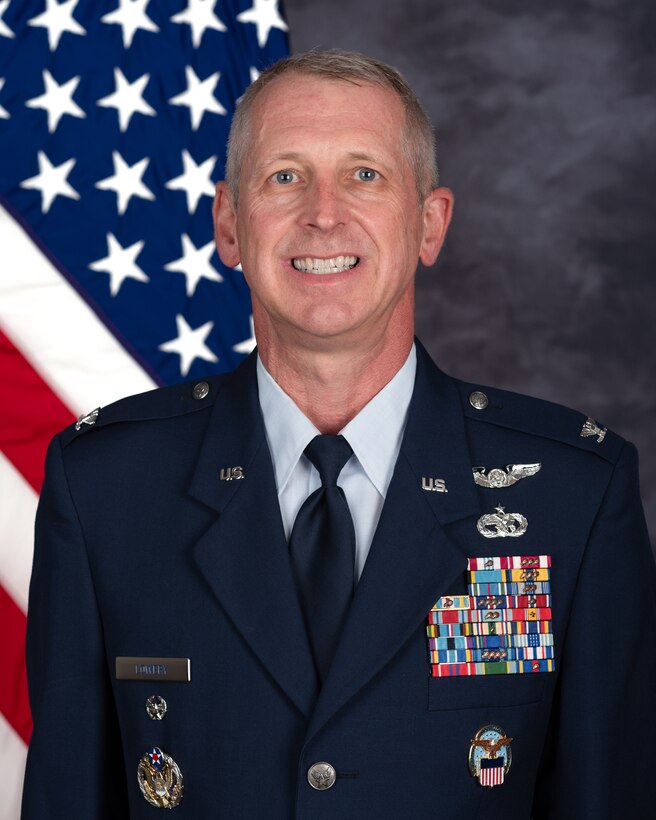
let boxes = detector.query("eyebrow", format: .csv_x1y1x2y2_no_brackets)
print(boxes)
256,150,389,172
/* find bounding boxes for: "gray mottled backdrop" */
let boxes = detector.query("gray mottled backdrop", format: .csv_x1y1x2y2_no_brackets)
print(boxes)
284,0,656,550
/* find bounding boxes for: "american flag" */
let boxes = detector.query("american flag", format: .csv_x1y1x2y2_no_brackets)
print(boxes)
0,1,288,815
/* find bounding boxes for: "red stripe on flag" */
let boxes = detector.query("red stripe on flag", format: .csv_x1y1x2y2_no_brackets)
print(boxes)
0,328,75,493
0,585,31,744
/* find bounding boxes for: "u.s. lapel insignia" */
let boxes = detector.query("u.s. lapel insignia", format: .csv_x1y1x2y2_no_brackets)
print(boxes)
137,747,184,808
469,725,512,787
580,417,606,443
473,463,541,488
477,505,528,538
421,477,448,493
219,466,244,481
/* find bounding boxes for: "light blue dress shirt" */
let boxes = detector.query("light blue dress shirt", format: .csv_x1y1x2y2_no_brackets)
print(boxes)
256,345,416,581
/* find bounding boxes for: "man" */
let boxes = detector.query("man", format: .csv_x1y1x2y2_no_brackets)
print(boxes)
23,51,655,818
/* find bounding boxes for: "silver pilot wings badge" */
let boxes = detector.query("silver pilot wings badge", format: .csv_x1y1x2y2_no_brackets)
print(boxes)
473,463,541,489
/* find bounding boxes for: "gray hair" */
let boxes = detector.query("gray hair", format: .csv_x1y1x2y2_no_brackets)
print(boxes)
225,49,439,207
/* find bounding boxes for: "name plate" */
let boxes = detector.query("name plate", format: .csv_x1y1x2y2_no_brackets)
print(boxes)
115,657,191,682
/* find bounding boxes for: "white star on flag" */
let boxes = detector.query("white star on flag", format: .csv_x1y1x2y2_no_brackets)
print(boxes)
170,0,226,48
237,0,288,48
27,0,86,52
25,69,85,133
96,68,156,132
165,149,216,214
169,66,226,130
0,78,8,118
95,151,155,215
0,0,15,38
20,150,80,212
159,315,218,376
100,0,159,49
233,315,256,354
164,234,223,297
89,233,149,296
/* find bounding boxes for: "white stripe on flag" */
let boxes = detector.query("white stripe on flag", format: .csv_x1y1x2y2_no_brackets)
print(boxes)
0,204,157,415
0,711,27,820
0,452,37,614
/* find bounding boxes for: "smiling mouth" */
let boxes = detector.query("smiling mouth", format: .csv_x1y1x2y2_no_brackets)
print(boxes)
292,255,359,274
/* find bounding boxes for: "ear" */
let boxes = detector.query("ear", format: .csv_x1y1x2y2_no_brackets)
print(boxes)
418,187,454,266
213,181,241,268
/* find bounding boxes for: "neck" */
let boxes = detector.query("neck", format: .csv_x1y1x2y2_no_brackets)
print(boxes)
257,324,413,434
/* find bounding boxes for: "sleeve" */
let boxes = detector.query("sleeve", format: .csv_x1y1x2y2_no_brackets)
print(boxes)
21,435,128,819
533,442,656,818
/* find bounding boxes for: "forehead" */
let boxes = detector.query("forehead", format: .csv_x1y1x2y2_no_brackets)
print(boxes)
248,74,407,152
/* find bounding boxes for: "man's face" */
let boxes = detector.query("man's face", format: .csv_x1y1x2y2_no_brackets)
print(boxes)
215,74,452,350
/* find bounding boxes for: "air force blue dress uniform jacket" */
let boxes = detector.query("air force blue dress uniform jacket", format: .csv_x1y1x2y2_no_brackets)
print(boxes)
22,341,656,818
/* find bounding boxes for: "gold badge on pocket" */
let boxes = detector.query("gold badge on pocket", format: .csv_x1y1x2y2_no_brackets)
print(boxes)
137,747,184,808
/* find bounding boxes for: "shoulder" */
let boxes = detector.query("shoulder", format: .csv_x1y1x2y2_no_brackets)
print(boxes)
59,375,227,449
454,377,625,466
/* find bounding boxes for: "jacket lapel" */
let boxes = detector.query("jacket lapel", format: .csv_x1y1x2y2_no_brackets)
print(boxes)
308,342,483,738
189,355,319,718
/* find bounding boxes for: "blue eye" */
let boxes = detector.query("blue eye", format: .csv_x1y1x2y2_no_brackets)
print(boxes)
357,168,378,182
274,171,295,184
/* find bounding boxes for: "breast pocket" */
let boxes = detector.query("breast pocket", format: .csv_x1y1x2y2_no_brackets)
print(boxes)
428,670,549,711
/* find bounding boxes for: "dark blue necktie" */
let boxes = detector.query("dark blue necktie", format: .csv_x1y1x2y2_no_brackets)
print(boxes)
289,434,356,683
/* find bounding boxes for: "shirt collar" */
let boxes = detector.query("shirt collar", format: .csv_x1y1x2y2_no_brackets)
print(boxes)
257,345,417,497
341,345,416,497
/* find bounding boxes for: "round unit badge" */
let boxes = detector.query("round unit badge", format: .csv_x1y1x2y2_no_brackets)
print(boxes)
137,747,184,808
468,725,512,788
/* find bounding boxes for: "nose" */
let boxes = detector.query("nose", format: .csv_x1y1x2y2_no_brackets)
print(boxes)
301,177,347,232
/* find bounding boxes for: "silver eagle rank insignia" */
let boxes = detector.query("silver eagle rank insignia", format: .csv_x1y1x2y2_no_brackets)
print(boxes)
473,463,541,489
580,417,606,443
75,407,100,431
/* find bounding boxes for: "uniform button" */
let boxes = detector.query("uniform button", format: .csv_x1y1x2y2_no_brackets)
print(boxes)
192,381,210,400
307,762,337,790
469,390,488,410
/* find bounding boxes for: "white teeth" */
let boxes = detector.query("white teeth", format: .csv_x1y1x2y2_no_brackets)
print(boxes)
292,255,358,274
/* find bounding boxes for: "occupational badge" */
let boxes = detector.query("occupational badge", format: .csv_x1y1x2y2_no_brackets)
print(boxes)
145,695,167,721
580,417,606,443
472,463,541,488
137,747,184,808
477,505,528,538
468,725,512,787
